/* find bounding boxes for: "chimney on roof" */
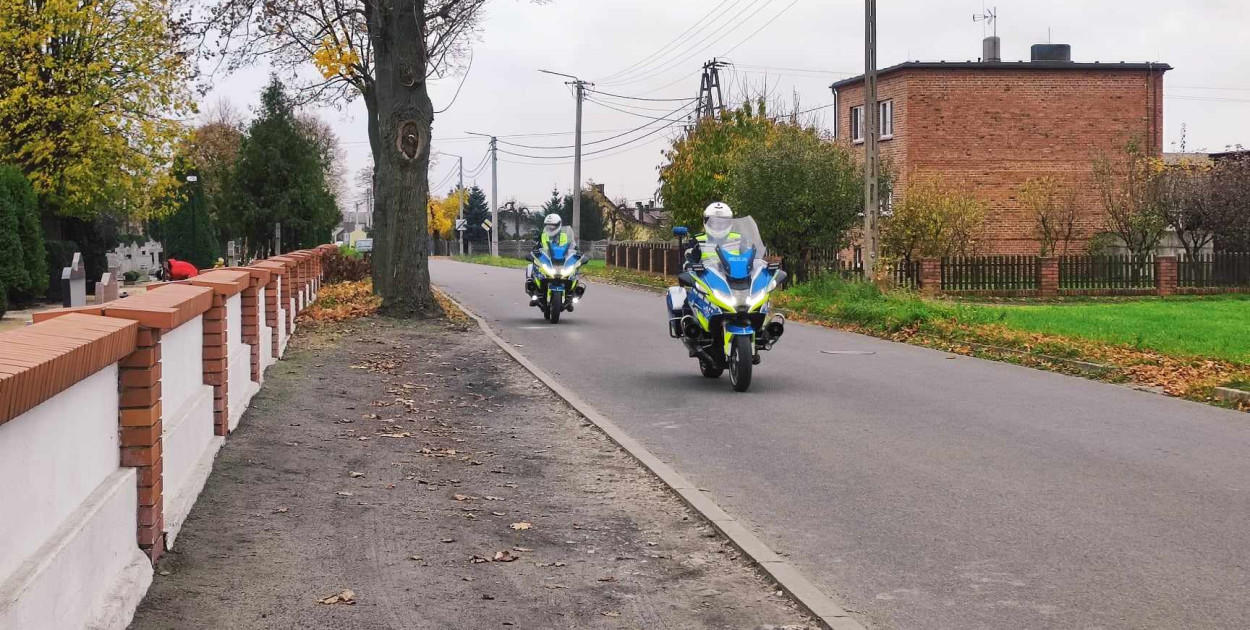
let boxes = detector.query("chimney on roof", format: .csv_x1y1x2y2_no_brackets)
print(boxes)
983,36,1001,62
1031,43,1072,62
634,202,643,221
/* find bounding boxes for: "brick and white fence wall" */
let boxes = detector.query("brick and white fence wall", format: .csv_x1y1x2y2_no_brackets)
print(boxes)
0,244,337,630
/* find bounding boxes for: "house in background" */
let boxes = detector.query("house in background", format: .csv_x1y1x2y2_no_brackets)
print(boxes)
832,40,1168,255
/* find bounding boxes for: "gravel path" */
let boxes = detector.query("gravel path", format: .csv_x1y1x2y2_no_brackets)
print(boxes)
129,315,813,629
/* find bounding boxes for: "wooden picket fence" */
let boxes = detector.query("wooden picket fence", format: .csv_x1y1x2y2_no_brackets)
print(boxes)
1179,252,1250,288
1059,255,1155,290
941,255,1038,292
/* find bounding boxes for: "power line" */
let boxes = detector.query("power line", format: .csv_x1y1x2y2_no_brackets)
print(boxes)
733,63,857,76
601,0,777,87
499,133,672,166
595,0,744,84
586,96,691,112
587,96,697,122
721,0,802,56
585,88,698,103
498,101,695,150
497,111,688,160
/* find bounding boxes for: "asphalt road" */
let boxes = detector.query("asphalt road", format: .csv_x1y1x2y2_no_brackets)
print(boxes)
432,259,1250,630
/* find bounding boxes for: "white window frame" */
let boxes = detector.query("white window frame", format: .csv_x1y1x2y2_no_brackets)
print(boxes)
879,99,894,140
850,105,864,144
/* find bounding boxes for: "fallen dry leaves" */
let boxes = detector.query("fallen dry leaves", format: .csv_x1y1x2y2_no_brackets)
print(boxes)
318,589,356,605
300,280,382,325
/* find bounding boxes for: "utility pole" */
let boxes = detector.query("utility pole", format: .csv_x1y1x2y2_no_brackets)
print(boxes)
863,0,880,277
696,59,729,120
457,155,465,256
540,69,593,242
489,136,498,256
467,132,500,256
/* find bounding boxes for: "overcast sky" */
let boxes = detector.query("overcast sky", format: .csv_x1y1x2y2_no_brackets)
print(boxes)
201,0,1250,215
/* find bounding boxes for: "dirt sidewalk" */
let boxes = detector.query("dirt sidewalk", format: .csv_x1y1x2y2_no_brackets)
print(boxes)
129,315,814,629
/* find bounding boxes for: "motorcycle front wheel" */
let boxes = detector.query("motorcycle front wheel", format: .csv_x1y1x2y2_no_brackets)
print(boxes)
728,335,753,392
547,301,561,324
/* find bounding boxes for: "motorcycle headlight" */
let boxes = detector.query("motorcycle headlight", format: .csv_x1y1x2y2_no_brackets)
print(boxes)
710,288,736,309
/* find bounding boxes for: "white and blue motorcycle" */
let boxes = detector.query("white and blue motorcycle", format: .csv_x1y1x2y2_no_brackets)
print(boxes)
665,217,786,392
525,226,586,324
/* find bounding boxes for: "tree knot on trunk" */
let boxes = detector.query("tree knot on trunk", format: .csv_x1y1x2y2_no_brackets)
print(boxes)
396,120,427,161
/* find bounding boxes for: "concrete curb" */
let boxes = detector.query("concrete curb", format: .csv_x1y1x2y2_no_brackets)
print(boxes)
434,287,867,630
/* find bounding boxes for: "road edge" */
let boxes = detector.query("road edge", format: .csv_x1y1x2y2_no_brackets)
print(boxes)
434,286,867,630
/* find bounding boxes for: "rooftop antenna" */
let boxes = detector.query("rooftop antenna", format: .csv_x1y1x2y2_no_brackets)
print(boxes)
974,6,999,62
973,6,997,38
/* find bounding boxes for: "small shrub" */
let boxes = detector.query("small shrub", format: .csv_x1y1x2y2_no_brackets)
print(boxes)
339,245,363,260
123,270,141,283
323,248,372,283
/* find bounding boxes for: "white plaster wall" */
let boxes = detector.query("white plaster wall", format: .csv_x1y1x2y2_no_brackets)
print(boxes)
0,366,119,579
226,294,258,431
161,318,204,418
159,318,220,546
0,366,153,630
258,286,274,379
0,469,151,630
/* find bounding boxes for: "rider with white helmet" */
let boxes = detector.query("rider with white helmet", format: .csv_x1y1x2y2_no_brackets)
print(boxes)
685,202,739,266
526,213,572,299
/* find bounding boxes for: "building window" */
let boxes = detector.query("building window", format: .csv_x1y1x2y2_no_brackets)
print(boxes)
879,99,894,139
850,105,864,143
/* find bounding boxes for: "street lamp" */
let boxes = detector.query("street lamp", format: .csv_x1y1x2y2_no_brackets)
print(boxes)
186,174,200,267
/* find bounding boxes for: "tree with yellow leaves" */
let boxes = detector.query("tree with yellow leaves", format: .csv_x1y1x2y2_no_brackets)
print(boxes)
427,188,465,239
0,0,194,220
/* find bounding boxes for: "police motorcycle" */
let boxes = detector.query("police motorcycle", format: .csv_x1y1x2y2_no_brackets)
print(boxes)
665,217,786,392
525,225,586,324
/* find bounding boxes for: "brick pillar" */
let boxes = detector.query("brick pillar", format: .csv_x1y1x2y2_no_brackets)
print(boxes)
203,293,229,436
282,270,293,330
1038,257,1059,297
265,275,280,359
920,258,942,296
1156,256,1177,296
119,327,164,562
241,278,261,381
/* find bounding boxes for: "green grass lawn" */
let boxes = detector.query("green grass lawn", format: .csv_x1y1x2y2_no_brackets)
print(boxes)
451,254,529,269
991,296,1250,363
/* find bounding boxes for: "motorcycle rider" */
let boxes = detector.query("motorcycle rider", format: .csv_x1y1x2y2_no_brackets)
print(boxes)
684,202,740,268
526,213,572,301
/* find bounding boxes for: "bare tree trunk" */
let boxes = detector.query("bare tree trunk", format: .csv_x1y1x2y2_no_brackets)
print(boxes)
369,0,436,316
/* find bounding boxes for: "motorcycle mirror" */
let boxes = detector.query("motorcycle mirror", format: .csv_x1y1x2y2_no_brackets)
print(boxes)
672,226,689,237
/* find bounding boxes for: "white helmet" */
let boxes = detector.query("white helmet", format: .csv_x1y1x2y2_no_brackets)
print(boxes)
703,202,733,240
543,213,562,237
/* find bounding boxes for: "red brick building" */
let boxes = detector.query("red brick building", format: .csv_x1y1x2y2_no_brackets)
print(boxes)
831,45,1169,254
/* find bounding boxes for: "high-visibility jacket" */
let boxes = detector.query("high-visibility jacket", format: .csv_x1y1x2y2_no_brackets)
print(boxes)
540,231,570,249
693,232,743,260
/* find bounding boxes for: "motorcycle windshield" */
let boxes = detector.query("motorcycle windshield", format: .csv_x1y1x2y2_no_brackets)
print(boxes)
701,217,765,280
543,226,577,263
